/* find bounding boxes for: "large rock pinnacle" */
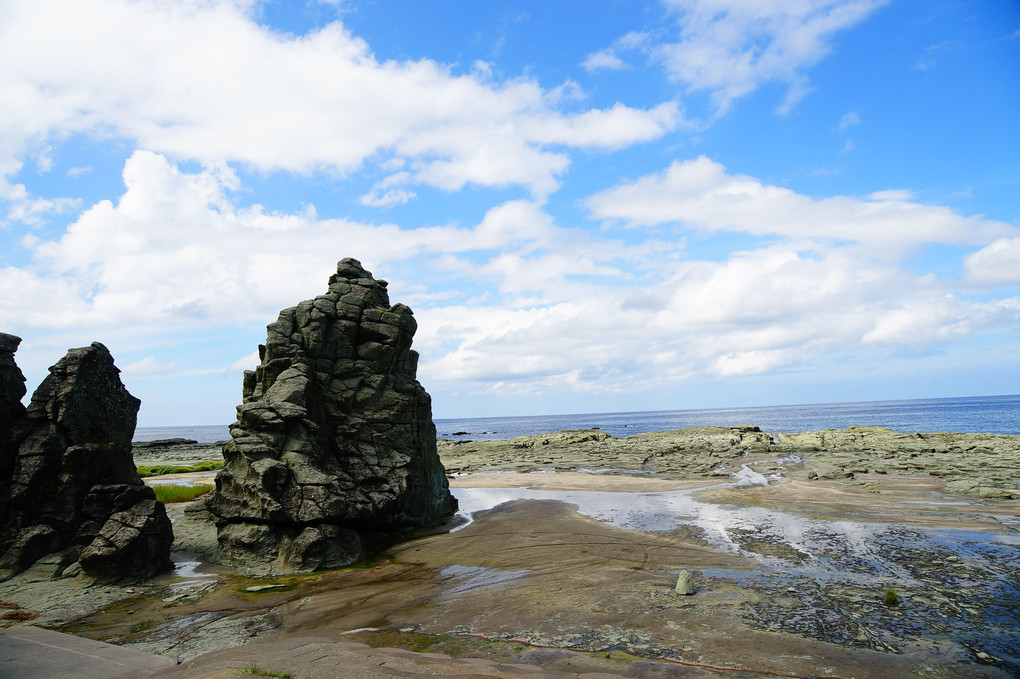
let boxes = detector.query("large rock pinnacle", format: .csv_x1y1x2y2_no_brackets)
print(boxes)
210,258,457,573
0,339,173,581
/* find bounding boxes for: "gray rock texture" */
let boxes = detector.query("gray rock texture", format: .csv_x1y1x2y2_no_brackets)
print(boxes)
209,258,456,573
0,340,173,581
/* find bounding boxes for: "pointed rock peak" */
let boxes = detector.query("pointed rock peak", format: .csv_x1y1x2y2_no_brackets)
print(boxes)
211,259,456,574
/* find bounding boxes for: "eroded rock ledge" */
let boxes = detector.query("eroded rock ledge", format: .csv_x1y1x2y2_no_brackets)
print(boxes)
209,258,457,573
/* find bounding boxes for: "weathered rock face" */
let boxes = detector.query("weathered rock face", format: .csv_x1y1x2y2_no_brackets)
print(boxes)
0,333,27,479
210,258,457,573
0,340,173,581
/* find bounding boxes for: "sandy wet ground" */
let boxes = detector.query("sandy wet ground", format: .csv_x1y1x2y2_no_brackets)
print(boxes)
0,468,998,679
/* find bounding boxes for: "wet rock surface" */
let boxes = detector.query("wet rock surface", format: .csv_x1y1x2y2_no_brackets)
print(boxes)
209,259,456,573
0,339,173,582
703,522,1020,669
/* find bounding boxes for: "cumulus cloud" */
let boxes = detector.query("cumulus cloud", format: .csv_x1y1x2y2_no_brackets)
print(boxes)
965,237,1020,286
417,237,1020,393
1,151,613,334
585,156,1017,249
0,0,679,202
3,150,1018,401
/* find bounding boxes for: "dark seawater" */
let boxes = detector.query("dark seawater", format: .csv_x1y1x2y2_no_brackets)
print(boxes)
135,394,1020,443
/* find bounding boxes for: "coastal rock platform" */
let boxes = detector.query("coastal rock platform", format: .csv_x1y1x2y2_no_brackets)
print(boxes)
2,424,1017,678
439,425,1020,498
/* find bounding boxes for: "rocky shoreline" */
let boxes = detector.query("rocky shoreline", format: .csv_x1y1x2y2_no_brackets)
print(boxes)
438,425,1020,498
2,424,1018,678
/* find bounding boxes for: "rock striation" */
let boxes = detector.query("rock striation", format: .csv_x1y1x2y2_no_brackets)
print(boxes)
210,258,456,573
0,338,173,581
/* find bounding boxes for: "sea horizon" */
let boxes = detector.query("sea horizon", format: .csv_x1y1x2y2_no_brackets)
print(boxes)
135,392,1020,442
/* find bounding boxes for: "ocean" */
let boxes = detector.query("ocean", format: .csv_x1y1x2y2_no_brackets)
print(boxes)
134,393,1020,442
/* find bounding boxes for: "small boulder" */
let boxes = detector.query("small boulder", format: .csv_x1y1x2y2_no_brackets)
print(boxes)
675,570,695,595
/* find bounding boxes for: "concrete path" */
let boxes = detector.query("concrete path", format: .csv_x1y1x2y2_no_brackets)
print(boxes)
0,625,177,679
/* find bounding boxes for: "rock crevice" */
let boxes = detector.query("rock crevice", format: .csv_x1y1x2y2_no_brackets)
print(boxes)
210,259,456,573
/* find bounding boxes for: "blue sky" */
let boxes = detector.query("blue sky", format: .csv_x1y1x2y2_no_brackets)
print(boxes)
1,0,1018,426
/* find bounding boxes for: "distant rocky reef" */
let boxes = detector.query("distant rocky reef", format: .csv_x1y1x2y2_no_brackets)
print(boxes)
209,258,457,573
0,335,173,582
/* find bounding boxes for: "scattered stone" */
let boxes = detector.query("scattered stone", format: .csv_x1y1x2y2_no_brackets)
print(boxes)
0,339,173,582
244,584,287,592
210,259,457,573
674,570,694,595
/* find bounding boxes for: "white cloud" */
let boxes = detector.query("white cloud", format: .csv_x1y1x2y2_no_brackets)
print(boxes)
0,0,679,202
583,48,628,72
965,237,1020,286
228,350,261,374
838,111,861,129
1,152,600,333
121,355,182,378
3,151,1018,404
360,172,417,208
585,156,1017,249
652,0,886,114
714,349,799,377
3,193,80,227
416,234,1018,392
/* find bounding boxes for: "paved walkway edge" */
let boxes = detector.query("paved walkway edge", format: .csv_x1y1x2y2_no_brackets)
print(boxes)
0,624,178,679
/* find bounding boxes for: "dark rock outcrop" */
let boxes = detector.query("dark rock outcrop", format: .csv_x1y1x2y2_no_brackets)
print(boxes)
210,258,456,573
0,339,173,581
0,333,27,480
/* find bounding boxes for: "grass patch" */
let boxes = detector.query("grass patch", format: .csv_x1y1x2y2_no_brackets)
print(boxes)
136,460,224,478
238,662,293,678
153,484,214,504
129,618,154,633
884,588,900,606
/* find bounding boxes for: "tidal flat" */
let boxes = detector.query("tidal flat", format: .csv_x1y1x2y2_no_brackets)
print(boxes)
3,426,1018,678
